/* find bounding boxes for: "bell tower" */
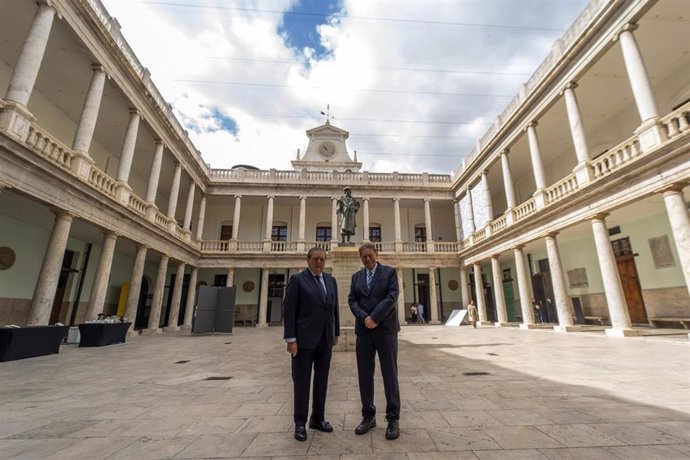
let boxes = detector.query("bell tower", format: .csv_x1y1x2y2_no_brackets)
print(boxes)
292,120,362,172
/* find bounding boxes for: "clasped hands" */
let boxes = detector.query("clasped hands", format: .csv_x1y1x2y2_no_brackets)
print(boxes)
364,316,378,329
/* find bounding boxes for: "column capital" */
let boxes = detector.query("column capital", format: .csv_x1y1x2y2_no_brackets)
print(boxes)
453,198,459,204
362,196,369,202
513,244,525,250
102,229,119,239
392,197,400,202
51,208,76,221
500,148,510,156
173,160,181,167
563,81,579,92
527,120,539,129
613,22,639,41
134,243,149,251
266,195,274,199
473,261,481,266
428,266,437,271
544,231,559,239
91,63,105,73
153,138,164,146
234,194,242,199
199,192,207,199
128,107,140,116
423,198,431,203
299,195,307,200
491,254,501,260
661,182,687,194
590,212,610,222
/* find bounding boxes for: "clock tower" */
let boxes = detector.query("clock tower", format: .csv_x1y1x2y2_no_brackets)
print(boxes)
292,120,362,172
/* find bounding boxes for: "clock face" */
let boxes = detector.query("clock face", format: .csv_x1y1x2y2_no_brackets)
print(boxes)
318,141,336,159
0,247,15,270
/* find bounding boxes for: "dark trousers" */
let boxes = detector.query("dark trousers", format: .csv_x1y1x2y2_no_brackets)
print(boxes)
356,333,400,420
291,333,332,426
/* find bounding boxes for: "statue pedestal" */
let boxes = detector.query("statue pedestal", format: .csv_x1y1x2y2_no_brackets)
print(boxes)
330,246,360,330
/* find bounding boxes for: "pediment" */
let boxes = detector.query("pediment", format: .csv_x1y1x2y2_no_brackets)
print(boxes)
306,122,349,138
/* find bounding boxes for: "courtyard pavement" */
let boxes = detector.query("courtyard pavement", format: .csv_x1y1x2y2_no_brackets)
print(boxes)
1,325,689,459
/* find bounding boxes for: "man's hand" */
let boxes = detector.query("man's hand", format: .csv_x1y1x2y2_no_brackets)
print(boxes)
287,341,298,357
364,316,378,329
334,336,339,346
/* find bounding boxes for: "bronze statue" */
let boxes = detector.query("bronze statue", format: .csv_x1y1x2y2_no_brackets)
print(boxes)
337,187,360,244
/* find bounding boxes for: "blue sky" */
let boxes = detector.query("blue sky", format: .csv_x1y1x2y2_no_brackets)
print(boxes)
101,0,590,174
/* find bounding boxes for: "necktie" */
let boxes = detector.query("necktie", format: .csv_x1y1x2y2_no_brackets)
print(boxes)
315,275,327,299
366,270,374,289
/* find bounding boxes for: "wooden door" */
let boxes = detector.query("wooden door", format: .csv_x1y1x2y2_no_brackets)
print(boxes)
616,257,647,324
49,251,75,324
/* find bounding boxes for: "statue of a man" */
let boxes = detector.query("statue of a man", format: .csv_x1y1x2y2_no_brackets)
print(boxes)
337,187,360,244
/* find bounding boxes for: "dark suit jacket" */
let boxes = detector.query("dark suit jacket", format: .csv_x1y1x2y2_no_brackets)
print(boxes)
348,263,400,335
283,269,340,349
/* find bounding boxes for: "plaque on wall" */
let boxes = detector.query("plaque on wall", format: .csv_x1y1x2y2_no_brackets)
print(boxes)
567,267,588,288
242,280,255,292
648,235,675,268
447,280,458,291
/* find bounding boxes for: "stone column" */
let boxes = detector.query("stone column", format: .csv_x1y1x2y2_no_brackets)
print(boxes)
500,150,516,209
396,267,406,324
514,245,536,327
424,199,434,251
264,195,274,251
331,197,338,246
617,25,658,123
591,214,633,336
226,267,235,287
85,231,117,321
527,122,547,208
453,199,462,242
183,181,195,231
545,233,575,331
393,198,402,251
428,267,440,324
563,83,592,185
73,64,106,152
473,262,488,323
363,197,370,241
124,244,148,330
5,1,56,106
459,266,470,308
482,171,494,224
27,210,74,325
491,255,508,325
663,185,690,297
298,196,306,249
466,187,476,234
115,109,141,183
164,261,186,331
195,194,206,239
231,195,241,250
144,254,168,333
257,268,269,327
145,140,165,205
167,162,182,219
182,267,198,329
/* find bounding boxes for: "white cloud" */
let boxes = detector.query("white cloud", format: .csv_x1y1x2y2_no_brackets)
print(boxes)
101,0,589,173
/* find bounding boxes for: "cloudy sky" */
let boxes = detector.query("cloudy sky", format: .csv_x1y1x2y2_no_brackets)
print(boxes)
100,0,589,174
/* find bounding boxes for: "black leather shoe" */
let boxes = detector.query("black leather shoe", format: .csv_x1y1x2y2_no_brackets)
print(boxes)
294,425,307,441
308,420,333,432
385,416,400,440
354,416,376,435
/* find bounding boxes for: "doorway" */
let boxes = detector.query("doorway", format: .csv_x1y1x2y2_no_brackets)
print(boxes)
468,271,496,322
611,237,647,324
165,273,190,327
134,277,151,329
416,274,430,322
50,250,76,324
267,274,285,324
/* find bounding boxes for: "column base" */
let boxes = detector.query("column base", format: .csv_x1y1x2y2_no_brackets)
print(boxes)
477,320,494,326
126,329,140,338
428,320,442,325
494,322,519,327
163,326,180,332
180,325,192,332
140,327,162,335
0,101,34,142
604,328,644,337
519,323,551,330
255,323,268,328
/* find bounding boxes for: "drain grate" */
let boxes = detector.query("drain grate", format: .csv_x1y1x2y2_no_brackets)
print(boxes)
175,360,190,364
463,371,490,376
204,376,233,381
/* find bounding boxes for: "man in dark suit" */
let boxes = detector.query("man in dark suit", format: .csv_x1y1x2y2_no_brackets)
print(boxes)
348,242,401,440
283,247,340,442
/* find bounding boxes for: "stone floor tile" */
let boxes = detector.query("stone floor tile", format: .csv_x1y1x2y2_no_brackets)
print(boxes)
474,448,549,459
307,429,373,455
396,411,450,429
647,421,690,442
9,419,96,439
172,433,258,458
483,426,563,449
340,455,409,460
371,427,437,453
236,415,294,433
605,445,690,459
441,410,503,428
427,427,501,451
0,438,81,459
231,402,284,416
451,398,504,411
241,432,311,457
107,435,199,460
42,436,138,459
485,409,552,426
177,416,248,435
407,452,478,460
535,424,626,448
668,443,690,455
0,420,50,439
539,447,621,459
592,422,686,445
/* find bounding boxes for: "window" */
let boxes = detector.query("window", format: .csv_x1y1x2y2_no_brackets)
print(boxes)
220,225,232,240
369,226,381,242
414,226,427,242
316,226,332,242
272,225,287,241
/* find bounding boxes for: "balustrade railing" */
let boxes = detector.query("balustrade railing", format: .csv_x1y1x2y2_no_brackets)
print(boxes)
374,241,396,252
662,100,690,139
473,227,487,243
208,168,450,186
25,125,73,171
435,242,459,253
545,173,579,205
154,211,169,229
237,241,264,252
201,240,229,252
402,242,427,252
514,198,536,222
88,166,117,197
591,137,641,179
490,215,507,234
271,240,298,252
174,226,187,239
128,193,148,216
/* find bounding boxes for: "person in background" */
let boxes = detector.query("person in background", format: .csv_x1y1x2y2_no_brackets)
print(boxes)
467,299,478,328
416,302,426,324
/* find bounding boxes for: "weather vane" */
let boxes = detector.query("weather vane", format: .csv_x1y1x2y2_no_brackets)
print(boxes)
320,104,334,124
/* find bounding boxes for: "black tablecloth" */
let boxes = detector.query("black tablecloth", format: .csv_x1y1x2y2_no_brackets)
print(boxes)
0,325,69,362
78,322,131,347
